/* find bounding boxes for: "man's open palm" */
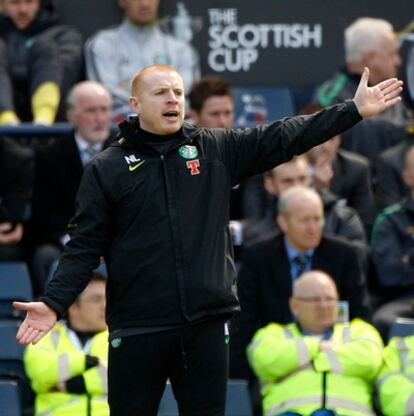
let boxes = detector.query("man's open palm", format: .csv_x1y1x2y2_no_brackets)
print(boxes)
354,67,403,118
13,301,57,345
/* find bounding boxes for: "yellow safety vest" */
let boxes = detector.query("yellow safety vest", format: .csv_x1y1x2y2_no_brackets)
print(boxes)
247,319,383,416
24,322,109,415
377,335,414,416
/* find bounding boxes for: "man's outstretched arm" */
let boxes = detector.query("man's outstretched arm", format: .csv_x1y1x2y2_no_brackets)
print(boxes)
13,301,57,345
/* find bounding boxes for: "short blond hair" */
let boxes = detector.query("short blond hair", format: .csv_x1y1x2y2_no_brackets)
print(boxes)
130,64,180,97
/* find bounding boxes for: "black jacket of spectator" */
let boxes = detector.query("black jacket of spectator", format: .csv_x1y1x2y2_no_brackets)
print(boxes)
375,132,414,209
0,136,33,223
29,133,112,247
371,198,414,298
330,148,377,231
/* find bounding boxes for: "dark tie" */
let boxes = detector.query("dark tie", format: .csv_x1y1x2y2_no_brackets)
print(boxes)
292,255,310,279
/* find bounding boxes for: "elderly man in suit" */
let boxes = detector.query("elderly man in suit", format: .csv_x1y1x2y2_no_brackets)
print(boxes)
230,186,369,381
29,81,113,295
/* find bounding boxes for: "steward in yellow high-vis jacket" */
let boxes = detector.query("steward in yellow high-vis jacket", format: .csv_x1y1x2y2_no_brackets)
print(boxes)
247,271,383,416
24,273,109,415
377,335,414,416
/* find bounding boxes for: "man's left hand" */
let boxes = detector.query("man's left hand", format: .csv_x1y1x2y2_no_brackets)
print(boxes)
353,67,403,118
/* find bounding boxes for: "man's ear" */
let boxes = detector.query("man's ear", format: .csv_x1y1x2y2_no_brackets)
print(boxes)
402,168,414,188
289,297,298,317
129,96,140,114
277,213,288,233
362,50,376,70
264,175,277,196
66,108,75,125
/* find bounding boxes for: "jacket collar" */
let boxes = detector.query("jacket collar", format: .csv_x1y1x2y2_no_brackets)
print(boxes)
116,116,201,151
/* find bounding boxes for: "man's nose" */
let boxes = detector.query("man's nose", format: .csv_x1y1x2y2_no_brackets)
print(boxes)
166,91,178,103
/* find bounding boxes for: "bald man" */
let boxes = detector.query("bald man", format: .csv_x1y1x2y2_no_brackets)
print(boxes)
247,271,383,416
14,64,402,415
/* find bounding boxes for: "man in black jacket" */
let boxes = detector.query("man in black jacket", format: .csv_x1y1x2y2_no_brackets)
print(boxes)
0,0,83,124
14,64,402,415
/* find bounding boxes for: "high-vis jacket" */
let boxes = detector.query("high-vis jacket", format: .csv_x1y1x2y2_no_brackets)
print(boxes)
247,319,383,416
41,102,361,334
377,335,414,416
24,322,109,415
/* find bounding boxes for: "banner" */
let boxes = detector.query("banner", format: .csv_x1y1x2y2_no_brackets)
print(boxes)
160,0,413,87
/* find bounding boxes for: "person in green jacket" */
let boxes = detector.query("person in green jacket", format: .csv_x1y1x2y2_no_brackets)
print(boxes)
24,271,109,415
377,335,414,416
247,270,383,416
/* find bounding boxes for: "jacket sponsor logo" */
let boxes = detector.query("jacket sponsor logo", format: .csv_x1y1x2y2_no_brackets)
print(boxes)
111,338,122,348
124,154,145,171
186,159,200,175
179,145,198,159
128,161,145,172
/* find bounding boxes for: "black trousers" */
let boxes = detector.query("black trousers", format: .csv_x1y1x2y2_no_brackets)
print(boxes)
108,318,229,416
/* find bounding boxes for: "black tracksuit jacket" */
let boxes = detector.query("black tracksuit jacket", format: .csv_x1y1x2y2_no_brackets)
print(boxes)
42,100,361,332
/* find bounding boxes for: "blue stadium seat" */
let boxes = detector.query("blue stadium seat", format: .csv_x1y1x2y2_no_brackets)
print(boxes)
226,379,252,416
232,86,295,127
0,379,21,416
158,380,252,415
0,320,33,413
0,262,33,320
389,317,414,339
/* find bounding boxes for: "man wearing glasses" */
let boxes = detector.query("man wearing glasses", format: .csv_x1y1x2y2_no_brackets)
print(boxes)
247,270,383,416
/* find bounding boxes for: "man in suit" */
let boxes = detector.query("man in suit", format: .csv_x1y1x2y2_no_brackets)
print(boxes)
230,186,369,380
29,80,112,295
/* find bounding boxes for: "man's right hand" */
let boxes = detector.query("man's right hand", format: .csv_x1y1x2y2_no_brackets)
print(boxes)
13,301,57,345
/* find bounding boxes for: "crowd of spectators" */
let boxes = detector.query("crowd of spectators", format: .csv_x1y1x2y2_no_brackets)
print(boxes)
1,1,414,415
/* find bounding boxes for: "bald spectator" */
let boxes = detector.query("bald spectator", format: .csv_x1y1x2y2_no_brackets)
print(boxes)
85,0,200,120
315,17,409,162
0,0,83,124
231,186,369,380
247,271,383,416
29,81,113,294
